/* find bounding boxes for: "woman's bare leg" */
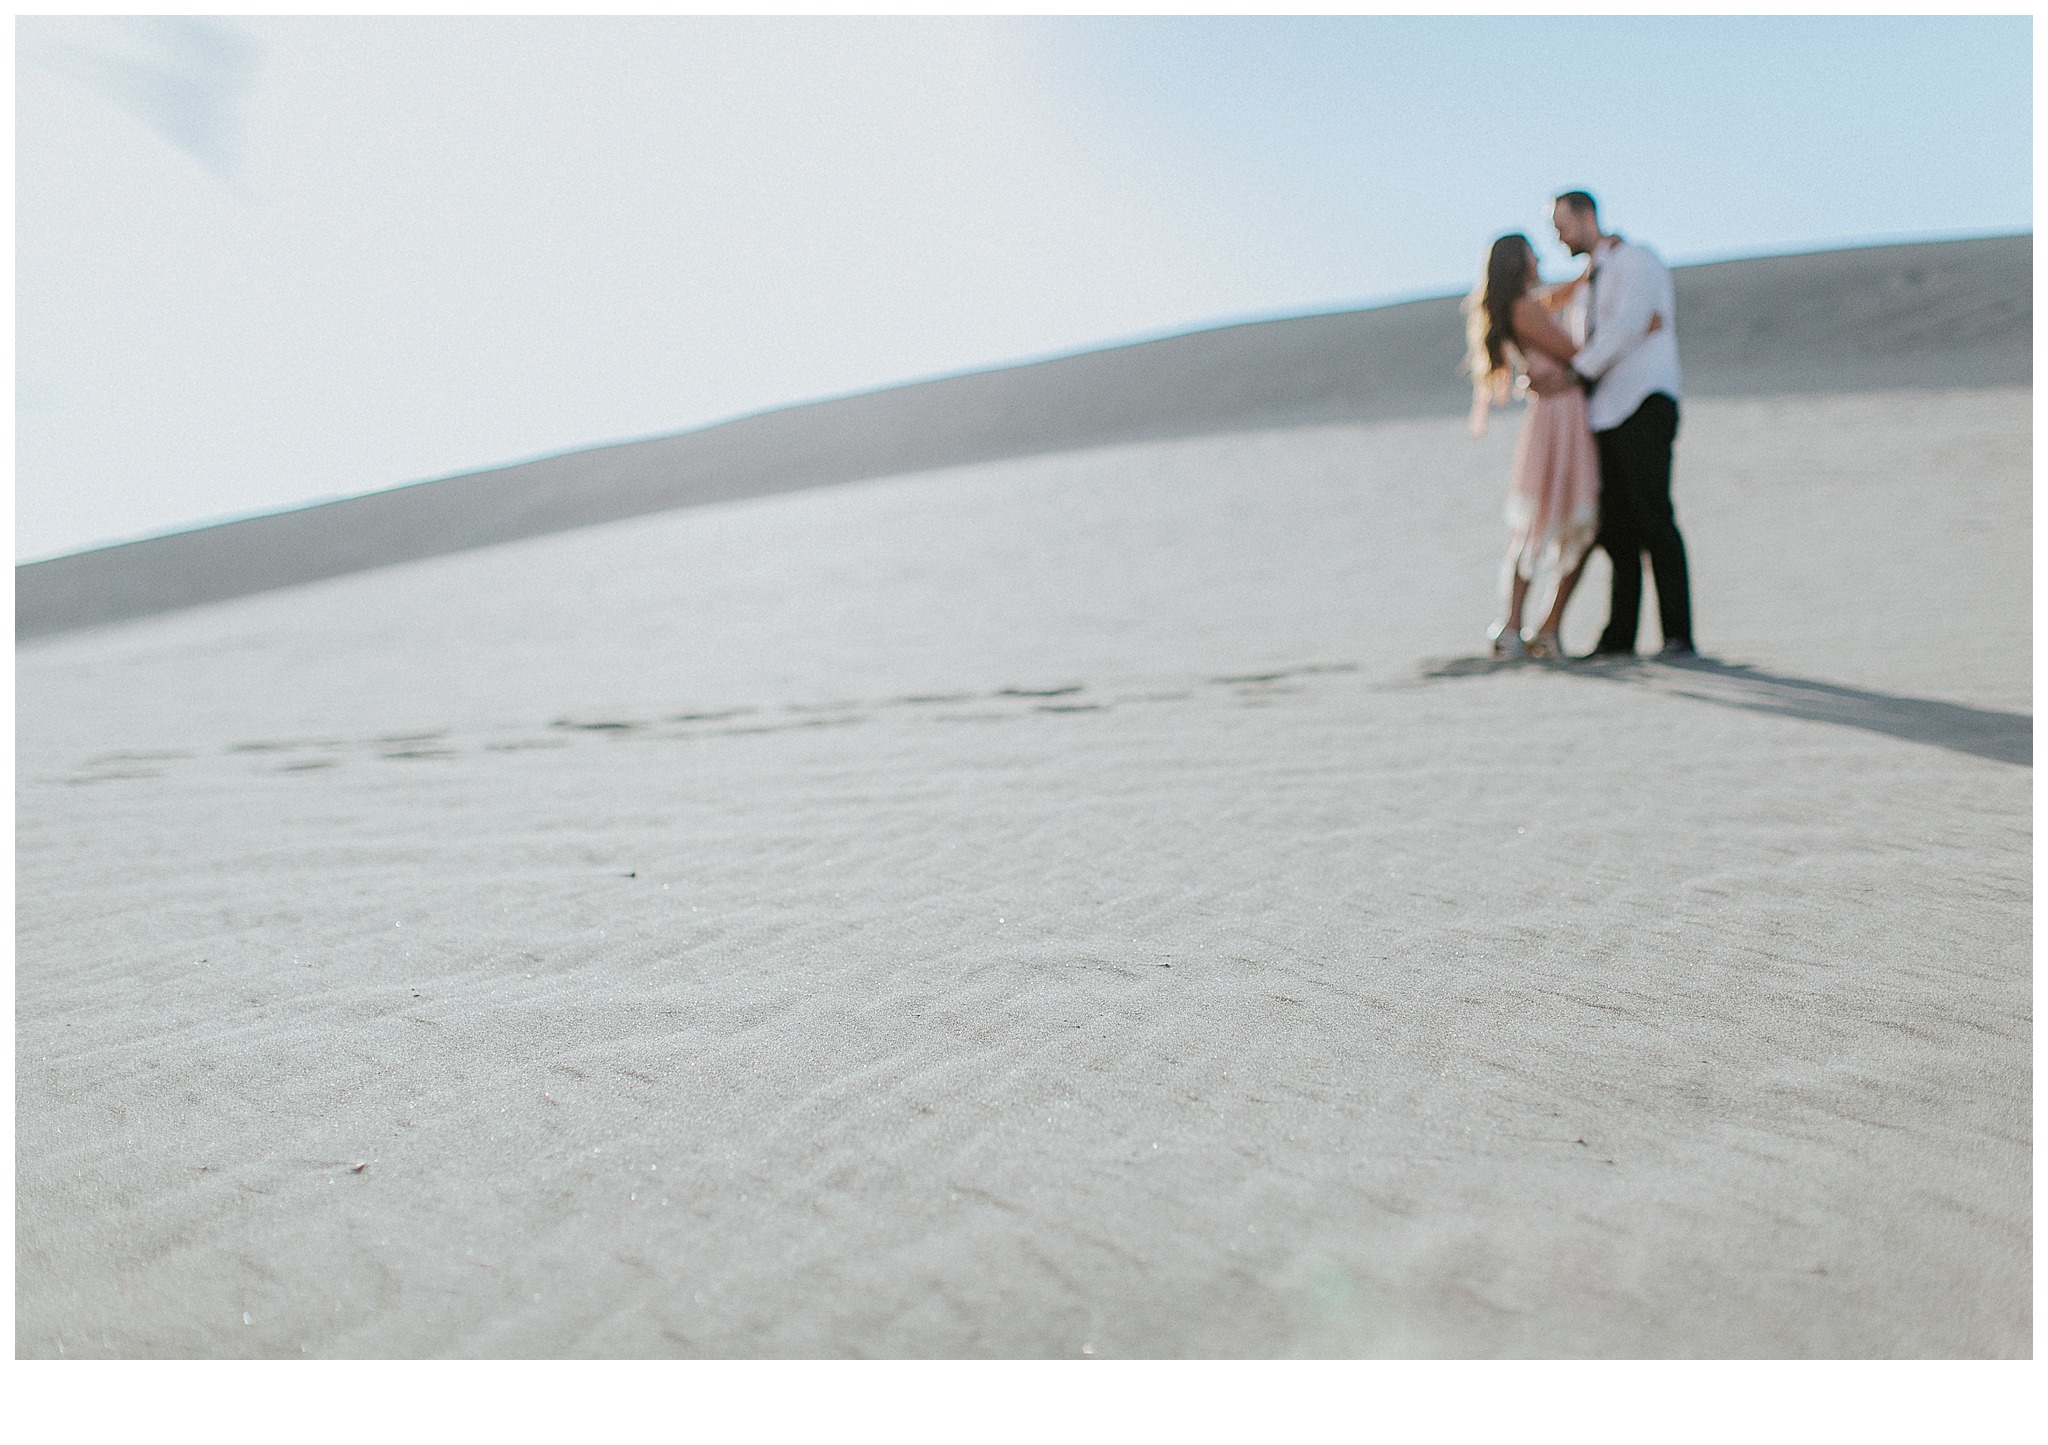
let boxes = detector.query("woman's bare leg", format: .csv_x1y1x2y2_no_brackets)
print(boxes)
1490,551,1532,656
1535,556,1587,638
1505,570,1531,633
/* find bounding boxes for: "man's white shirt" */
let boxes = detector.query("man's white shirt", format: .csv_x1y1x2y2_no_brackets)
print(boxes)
1572,235,1682,432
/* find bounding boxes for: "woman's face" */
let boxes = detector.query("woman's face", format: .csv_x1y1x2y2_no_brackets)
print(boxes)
1521,243,1540,289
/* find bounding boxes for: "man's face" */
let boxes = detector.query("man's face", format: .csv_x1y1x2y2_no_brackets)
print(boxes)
1552,201,1598,256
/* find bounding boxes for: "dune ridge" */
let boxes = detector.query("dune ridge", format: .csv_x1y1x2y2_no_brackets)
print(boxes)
16,234,2028,640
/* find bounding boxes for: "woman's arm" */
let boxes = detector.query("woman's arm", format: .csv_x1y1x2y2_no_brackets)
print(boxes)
1533,275,1586,313
1509,295,1578,367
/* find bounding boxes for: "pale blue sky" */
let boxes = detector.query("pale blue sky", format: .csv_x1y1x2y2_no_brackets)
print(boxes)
15,15,2031,560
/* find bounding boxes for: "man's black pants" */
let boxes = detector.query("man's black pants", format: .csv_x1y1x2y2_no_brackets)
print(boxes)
1594,392,1691,652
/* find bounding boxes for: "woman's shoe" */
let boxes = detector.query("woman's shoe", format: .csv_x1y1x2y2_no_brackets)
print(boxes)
1526,629,1562,660
1487,621,1527,659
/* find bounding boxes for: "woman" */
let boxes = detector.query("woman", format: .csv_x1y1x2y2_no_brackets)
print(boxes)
1463,232,1627,660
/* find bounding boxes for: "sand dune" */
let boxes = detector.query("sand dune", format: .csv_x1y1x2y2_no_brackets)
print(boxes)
18,348,2029,1355
15,234,2028,640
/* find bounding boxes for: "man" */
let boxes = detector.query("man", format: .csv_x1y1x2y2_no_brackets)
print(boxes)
1554,190,1695,660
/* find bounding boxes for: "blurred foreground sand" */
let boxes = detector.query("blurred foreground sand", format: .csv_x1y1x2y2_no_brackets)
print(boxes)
16,386,2029,1356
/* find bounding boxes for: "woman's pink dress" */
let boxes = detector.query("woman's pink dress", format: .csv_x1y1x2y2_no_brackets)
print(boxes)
1501,350,1600,584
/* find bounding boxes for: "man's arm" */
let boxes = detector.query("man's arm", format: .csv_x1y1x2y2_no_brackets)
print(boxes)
1571,249,1661,381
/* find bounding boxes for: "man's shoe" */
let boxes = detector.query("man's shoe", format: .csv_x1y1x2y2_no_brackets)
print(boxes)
1578,643,1634,661
1657,640,1698,661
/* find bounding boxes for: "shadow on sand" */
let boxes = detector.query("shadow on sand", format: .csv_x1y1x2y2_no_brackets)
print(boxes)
1414,654,2030,768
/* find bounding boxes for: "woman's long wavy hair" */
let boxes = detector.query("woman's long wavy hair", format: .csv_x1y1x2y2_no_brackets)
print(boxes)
1463,233,1534,401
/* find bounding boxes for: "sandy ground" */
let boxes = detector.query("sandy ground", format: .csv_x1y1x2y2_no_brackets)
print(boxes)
15,386,2030,1357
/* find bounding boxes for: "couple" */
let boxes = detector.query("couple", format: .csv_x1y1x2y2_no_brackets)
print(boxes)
1466,190,1694,662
